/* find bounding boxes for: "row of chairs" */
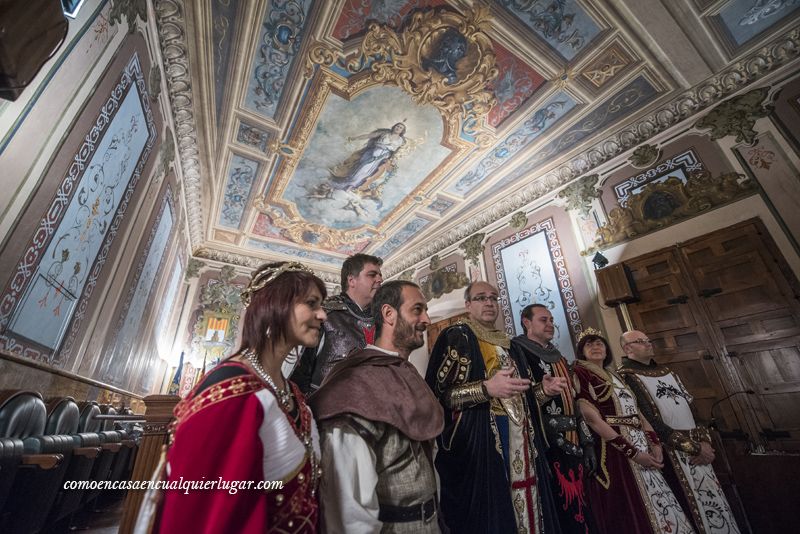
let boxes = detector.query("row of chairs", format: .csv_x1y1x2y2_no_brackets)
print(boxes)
0,390,139,533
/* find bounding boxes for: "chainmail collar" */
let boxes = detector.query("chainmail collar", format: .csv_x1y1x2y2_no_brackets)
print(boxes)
512,335,563,363
461,318,510,349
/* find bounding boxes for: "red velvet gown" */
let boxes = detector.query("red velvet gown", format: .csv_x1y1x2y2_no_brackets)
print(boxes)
573,361,695,534
157,362,320,533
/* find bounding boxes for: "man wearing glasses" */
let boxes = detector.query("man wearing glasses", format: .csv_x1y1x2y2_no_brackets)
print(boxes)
425,281,564,534
618,330,741,534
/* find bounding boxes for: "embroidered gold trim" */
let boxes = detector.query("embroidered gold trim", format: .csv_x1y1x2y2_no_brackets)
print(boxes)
604,415,642,428
575,360,614,402
445,380,489,410
532,382,549,406
173,374,263,432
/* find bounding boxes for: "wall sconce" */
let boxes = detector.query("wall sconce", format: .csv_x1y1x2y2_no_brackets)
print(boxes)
592,251,609,270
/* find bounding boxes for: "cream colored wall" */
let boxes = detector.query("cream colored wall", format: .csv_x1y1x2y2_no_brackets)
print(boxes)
0,1,124,239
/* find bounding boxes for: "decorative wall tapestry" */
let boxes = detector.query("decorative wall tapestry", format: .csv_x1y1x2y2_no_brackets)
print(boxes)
0,53,156,364
155,256,185,362
101,191,175,388
492,218,581,360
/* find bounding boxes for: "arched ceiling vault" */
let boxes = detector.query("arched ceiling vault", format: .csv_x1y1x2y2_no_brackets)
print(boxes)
153,0,800,280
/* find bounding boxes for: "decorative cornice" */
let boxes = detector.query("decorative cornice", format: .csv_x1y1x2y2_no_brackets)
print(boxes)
154,0,204,250
193,247,340,284
382,26,800,277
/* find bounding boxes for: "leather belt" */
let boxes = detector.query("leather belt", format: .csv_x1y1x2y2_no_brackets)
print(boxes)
378,496,437,524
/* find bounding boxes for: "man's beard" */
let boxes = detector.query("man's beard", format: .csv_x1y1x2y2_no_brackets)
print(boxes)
393,314,424,353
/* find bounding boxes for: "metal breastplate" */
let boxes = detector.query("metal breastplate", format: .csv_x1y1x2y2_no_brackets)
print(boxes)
311,305,374,387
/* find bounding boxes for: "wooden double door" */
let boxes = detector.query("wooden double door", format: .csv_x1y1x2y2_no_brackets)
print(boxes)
623,218,800,532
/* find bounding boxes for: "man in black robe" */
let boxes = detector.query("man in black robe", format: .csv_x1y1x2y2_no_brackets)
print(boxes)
426,281,567,533
511,304,597,534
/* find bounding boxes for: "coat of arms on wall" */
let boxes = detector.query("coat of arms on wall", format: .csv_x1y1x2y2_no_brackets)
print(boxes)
594,170,757,247
190,265,244,364
418,255,468,301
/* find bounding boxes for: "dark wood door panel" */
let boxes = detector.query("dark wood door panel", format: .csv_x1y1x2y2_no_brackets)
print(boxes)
688,255,785,319
716,308,800,346
627,256,706,335
727,339,800,397
620,219,800,531
626,250,681,281
651,334,729,427
426,312,468,357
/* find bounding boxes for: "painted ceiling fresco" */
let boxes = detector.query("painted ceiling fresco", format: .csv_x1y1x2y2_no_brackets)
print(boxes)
162,0,800,278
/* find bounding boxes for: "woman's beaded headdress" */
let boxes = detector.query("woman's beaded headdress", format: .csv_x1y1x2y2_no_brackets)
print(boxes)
577,326,604,343
240,262,315,308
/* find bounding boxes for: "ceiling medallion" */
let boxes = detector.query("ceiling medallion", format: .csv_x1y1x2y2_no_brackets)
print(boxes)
308,6,498,146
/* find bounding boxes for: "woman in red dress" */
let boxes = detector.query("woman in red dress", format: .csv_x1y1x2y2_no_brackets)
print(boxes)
157,262,327,533
573,328,695,534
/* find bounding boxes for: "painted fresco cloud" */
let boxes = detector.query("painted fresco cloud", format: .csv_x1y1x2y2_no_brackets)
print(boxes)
283,85,450,230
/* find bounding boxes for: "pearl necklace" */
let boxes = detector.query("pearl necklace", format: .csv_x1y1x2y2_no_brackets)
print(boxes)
242,349,321,495
244,348,292,410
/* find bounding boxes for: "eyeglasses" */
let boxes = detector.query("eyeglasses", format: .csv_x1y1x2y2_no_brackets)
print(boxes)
470,295,499,303
625,338,651,345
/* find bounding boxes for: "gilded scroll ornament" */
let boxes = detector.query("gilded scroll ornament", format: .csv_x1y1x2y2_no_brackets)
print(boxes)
629,144,661,169
253,198,375,249
419,261,468,301
307,7,498,135
595,170,756,247
398,269,415,281
509,212,528,230
149,65,162,102
110,0,147,34
460,232,486,265
185,258,206,281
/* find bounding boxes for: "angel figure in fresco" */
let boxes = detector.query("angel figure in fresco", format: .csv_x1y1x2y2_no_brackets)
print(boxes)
329,122,408,193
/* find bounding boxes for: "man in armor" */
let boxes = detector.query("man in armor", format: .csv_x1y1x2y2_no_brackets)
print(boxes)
290,253,382,393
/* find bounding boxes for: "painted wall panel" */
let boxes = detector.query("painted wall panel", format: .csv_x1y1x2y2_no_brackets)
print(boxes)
0,53,156,363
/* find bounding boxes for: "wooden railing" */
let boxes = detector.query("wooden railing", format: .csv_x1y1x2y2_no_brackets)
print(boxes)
118,394,179,534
